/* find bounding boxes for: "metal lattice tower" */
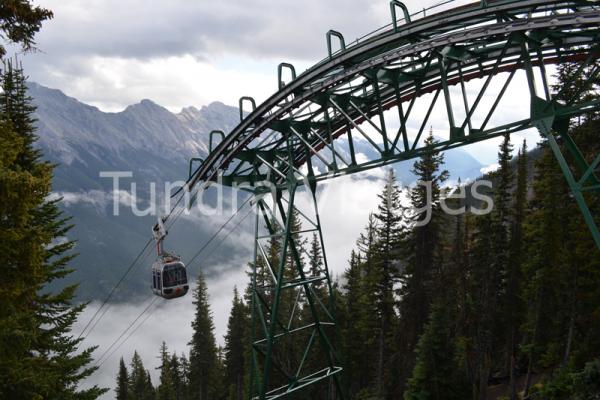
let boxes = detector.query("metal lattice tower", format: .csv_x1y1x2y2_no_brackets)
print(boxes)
182,1,600,398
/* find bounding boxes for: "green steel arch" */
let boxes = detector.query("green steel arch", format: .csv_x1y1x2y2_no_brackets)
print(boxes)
183,1,600,398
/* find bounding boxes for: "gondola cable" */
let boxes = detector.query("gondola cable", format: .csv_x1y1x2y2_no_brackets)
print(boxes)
96,206,254,368
78,182,198,341
93,296,159,367
77,238,154,340
187,196,252,267
92,197,253,367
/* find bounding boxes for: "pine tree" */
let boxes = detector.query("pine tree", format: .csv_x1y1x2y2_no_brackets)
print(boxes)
468,213,496,400
298,230,338,399
404,302,469,400
372,169,404,397
157,342,176,400
179,353,191,400
505,140,527,400
463,134,516,399
493,134,514,370
553,61,600,123
354,215,382,396
0,0,53,58
521,121,600,396
439,180,475,394
0,62,106,399
308,232,325,292
116,357,130,400
224,287,248,400
341,250,366,397
300,232,330,365
129,351,154,400
519,135,577,397
188,272,220,400
396,131,449,396
445,179,469,330
169,353,184,400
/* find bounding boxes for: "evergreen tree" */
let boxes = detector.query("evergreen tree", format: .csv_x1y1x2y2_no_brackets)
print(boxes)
439,180,475,394
404,302,469,400
396,131,448,396
492,134,514,374
372,169,404,397
521,122,600,397
341,250,365,397
520,143,565,396
468,212,496,400
0,62,106,399
170,353,184,400
464,134,515,399
0,0,53,58
307,232,325,297
157,342,176,400
553,60,600,123
299,231,337,399
354,215,381,396
179,353,191,400
224,287,248,400
300,232,330,369
145,372,156,400
129,351,154,400
116,357,130,400
188,272,220,400
505,140,528,400
445,179,469,331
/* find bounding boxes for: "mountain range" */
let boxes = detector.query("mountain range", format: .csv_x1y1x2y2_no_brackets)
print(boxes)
29,82,484,301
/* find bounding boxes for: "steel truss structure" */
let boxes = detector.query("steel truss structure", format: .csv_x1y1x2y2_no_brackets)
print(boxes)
182,1,600,398
249,173,343,399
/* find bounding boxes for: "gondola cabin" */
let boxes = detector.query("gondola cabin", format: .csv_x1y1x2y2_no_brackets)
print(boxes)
152,255,189,299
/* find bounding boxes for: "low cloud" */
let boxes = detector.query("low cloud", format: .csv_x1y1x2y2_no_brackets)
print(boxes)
49,190,111,211
77,262,250,400
77,172,387,397
480,163,500,175
49,190,142,213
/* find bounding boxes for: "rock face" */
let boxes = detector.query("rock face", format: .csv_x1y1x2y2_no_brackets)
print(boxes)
29,82,483,301
29,82,244,193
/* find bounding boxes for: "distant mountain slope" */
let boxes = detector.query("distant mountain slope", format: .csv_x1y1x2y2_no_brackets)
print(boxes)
30,83,245,300
29,83,484,301
29,82,243,192
333,137,484,185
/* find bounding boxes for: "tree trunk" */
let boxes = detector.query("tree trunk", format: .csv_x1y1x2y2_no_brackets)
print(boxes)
562,262,578,368
524,351,534,398
478,354,490,400
376,325,385,396
507,326,518,400
509,351,517,400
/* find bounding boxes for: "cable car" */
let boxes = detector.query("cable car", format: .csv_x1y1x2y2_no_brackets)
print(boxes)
151,254,189,299
151,216,189,299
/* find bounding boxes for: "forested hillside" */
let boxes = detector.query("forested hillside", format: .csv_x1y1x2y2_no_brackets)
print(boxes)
119,61,600,400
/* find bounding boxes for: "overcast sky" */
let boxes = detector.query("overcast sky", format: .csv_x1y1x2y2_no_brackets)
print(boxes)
19,0,476,111
14,0,544,165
